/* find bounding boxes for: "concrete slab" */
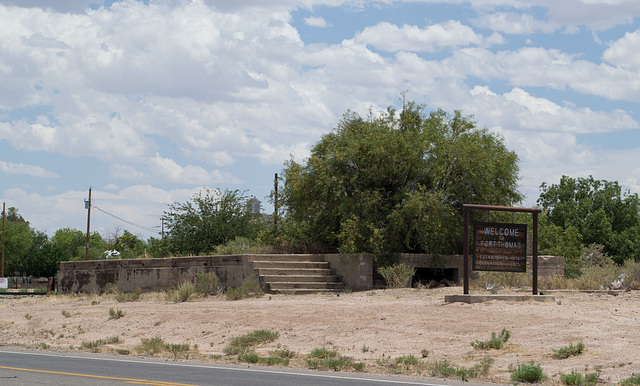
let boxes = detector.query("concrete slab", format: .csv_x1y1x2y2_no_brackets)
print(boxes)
444,294,556,304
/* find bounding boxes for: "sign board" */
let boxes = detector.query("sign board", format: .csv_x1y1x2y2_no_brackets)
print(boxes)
473,222,527,272
0,278,7,289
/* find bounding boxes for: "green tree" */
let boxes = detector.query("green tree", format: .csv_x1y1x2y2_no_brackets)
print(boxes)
162,188,262,255
537,175,640,263
113,230,145,259
279,101,522,255
51,228,86,260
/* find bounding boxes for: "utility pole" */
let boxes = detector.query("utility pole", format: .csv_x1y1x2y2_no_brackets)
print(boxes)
1,202,5,277
274,173,278,229
85,188,92,261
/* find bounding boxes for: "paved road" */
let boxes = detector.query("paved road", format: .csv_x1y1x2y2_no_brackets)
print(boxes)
0,350,486,386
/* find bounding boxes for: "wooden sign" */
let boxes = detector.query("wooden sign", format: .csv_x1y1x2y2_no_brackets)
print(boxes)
473,222,527,272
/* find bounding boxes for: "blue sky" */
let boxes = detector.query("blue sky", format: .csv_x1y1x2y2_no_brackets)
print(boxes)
1,0,639,240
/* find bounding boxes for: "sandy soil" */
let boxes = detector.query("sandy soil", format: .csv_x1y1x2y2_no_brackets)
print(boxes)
0,287,638,385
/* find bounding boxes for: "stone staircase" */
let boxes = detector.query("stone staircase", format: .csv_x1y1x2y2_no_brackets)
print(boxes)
249,255,344,294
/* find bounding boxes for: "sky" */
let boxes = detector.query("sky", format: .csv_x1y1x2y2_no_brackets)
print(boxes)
1,0,639,241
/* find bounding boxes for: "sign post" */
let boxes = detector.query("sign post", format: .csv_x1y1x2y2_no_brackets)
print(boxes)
462,204,541,295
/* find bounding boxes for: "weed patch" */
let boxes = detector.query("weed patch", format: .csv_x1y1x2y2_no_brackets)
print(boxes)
115,287,142,302
136,337,195,359
471,328,510,350
553,342,585,359
621,374,640,386
307,347,365,372
223,329,279,355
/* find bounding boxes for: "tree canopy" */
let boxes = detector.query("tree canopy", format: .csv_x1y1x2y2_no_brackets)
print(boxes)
279,101,522,256
162,188,262,255
538,175,640,264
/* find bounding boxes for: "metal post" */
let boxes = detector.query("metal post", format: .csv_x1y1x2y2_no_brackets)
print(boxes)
532,211,539,295
85,188,92,261
463,207,469,295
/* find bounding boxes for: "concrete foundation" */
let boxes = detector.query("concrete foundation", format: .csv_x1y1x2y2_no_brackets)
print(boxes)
56,253,564,294
444,294,556,303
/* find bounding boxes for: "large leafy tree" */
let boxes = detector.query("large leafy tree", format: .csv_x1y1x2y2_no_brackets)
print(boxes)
537,175,640,263
280,101,522,255
162,188,262,255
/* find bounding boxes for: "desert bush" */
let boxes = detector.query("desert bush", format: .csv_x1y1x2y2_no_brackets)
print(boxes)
510,361,546,383
471,328,511,350
108,308,125,320
225,275,264,300
560,371,599,386
378,264,416,288
165,281,196,303
552,342,584,359
194,271,220,296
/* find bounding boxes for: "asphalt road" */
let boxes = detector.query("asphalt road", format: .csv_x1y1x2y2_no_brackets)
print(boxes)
0,350,485,386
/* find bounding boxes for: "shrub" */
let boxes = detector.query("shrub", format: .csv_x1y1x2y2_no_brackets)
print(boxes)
108,308,125,320
471,328,510,350
560,371,599,386
225,275,264,300
377,264,416,288
194,271,220,296
510,362,546,383
165,281,196,303
552,342,584,359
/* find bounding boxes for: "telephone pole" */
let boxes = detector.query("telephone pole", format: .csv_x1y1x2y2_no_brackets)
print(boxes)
274,173,278,229
2,202,5,277
85,188,92,261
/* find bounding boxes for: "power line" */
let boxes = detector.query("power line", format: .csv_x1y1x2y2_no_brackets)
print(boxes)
92,205,160,235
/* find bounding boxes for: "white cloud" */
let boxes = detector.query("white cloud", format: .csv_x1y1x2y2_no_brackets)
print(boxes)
304,16,330,27
603,29,640,71
354,20,483,52
0,160,58,178
473,12,559,34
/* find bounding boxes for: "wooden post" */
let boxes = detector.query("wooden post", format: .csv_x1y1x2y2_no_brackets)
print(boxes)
1,202,5,278
532,211,539,295
463,207,469,295
85,188,92,261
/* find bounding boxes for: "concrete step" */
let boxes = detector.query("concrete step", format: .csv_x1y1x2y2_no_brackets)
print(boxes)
246,254,325,263
268,282,344,290
271,289,343,295
252,261,329,269
256,268,332,276
261,274,340,283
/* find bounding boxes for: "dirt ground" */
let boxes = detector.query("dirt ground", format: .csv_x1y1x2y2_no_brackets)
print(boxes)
0,287,638,385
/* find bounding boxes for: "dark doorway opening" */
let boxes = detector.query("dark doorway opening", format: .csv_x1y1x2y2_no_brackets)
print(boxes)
412,268,458,288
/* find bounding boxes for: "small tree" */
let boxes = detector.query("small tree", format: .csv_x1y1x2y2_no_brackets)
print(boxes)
162,188,262,255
